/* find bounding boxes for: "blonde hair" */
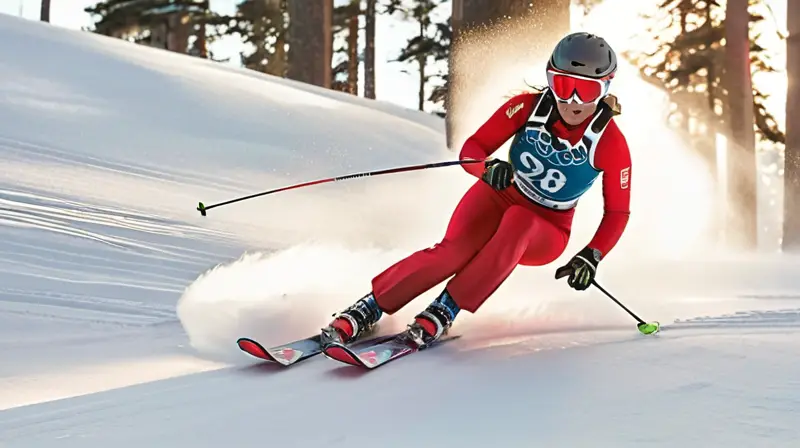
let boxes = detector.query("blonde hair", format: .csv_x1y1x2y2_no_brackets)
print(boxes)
501,81,547,100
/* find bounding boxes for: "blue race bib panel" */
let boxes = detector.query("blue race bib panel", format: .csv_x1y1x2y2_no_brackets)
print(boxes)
508,91,614,210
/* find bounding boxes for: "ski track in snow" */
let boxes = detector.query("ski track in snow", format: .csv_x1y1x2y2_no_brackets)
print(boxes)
0,133,245,412
0,11,799,448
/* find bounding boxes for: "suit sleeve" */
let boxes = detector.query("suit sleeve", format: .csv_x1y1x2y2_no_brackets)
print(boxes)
459,93,537,178
587,120,631,258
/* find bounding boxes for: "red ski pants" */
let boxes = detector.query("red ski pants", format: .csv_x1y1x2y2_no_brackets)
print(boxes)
372,180,573,313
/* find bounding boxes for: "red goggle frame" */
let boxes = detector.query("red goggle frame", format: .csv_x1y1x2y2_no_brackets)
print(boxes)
546,68,613,104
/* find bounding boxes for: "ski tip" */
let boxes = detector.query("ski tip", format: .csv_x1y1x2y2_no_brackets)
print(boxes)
237,338,311,366
237,337,274,361
323,344,367,367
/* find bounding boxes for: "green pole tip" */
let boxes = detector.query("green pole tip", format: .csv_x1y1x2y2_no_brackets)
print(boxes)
197,202,207,216
637,321,660,335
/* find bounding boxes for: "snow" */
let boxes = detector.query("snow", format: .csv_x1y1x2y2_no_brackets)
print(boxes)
1,10,800,447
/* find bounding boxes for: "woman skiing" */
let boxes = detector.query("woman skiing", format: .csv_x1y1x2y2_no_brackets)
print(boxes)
322,32,632,348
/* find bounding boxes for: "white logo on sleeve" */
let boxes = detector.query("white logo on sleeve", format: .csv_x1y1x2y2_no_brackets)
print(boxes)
620,167,630,189
506,102,524,118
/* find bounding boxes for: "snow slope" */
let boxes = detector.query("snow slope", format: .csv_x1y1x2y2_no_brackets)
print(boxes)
1,11,800,448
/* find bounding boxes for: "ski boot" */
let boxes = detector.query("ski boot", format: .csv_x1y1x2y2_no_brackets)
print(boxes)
321,292,384,346
406,289,460,348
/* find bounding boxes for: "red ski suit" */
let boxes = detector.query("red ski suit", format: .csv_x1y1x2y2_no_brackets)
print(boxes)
372,91,632,313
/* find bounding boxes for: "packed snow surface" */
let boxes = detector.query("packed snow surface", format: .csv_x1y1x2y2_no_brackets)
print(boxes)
1,11,799,448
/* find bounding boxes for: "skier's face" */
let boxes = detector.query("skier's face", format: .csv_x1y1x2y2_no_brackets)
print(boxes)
556,100,597,126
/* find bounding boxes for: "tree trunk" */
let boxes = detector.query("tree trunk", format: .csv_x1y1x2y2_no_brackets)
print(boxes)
364,0,376,99
166,14,189,53
195,1,209,58
446,0,569,149
270,0,288,77
287,0,333,88
271,0,288,77
347,2,359,95
418,19,426,111
784,0,800,250
704,0,716,114
723,0,757,249
272,33,288,76
418,55,426,111
40,0,50,22
195,25,207,57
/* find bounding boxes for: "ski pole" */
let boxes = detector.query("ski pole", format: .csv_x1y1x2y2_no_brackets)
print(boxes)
196,159,485,216
590,279,660,335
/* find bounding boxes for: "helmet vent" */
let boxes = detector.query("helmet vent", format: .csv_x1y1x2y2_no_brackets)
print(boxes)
571,61,586,67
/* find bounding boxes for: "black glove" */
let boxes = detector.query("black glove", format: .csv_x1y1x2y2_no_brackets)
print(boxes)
555,247,602,291
481,159,513,190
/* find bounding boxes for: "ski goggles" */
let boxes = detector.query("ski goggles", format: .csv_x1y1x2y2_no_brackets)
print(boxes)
546,69,613,104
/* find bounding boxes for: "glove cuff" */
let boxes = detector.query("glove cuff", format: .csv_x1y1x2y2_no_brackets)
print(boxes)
576,246,602,270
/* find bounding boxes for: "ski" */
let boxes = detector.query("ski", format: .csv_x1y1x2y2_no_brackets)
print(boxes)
237,334,324,366
323,329,461,370
236,332,399,367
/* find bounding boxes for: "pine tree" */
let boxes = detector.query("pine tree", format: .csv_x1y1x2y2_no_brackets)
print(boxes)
624,0,785,247
424,20,451,114
331,0,361,93
626,0,784,153
221,0,288,75
388,0,451,112
85,0,220,57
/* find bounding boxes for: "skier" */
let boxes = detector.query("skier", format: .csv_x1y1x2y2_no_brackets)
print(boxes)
321,32,632,348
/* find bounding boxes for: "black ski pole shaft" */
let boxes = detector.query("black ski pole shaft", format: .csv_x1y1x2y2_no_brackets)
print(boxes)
196,159,485,216
590,279,646,325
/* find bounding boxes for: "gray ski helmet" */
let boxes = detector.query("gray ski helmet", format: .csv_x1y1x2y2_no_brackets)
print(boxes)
548,32,617,79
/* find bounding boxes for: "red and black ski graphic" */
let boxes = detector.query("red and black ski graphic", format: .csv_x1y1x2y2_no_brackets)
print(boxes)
323,331,460,369
237,335,324,366
236,332,402,367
